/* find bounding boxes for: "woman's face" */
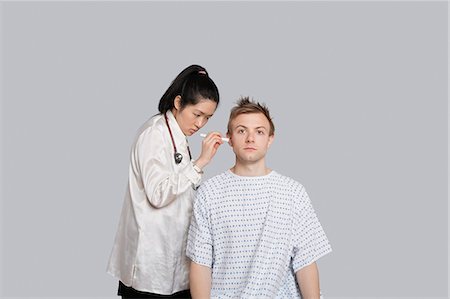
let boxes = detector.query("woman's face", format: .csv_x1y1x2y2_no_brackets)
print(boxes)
172,96,217,136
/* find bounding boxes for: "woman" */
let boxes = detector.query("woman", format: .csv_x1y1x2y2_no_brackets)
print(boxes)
107,65,224,298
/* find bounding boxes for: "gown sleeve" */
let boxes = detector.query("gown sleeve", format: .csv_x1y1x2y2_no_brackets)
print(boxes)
292,186,332,273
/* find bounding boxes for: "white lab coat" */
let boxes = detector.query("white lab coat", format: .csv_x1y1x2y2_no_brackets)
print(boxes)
107,110,202,295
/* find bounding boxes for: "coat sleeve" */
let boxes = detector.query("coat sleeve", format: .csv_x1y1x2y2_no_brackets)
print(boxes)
132,125,202,209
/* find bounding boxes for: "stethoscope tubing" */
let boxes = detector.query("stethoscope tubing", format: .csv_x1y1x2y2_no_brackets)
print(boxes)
164,112,192,164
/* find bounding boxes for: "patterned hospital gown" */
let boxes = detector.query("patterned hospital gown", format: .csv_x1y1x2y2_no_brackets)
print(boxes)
187,170,332,299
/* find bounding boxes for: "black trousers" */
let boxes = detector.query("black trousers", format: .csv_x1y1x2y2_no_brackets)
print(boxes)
118,281,192,299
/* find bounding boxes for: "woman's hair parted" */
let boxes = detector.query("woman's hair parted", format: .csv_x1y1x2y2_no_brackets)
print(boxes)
158,64,220,114
227,96,275,136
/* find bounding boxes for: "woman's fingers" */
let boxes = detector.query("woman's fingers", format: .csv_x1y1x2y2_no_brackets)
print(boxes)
196,131,225,169
203,132,224,147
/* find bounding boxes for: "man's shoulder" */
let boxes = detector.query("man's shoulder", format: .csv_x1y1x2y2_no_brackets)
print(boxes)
271,172,312,210
270,171,305,192
204,170,230,183
197,171,232,193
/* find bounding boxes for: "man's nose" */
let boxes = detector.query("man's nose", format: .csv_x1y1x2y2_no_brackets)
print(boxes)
246,132,255,142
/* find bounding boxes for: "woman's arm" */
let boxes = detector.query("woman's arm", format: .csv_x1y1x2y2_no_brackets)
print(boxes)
135,127,224,209
133,127,202,208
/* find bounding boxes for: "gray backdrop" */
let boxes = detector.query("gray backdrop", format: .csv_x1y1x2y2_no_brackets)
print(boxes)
0,1,448,298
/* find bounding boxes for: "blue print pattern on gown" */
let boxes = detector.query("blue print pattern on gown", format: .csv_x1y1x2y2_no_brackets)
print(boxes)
187,170,332,299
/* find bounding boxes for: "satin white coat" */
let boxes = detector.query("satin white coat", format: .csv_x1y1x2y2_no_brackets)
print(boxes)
107,111,202,294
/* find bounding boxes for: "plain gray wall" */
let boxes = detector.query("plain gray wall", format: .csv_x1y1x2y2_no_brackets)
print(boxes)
0,1,447,298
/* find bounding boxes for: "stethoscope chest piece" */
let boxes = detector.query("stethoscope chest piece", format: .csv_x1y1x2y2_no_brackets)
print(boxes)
174,152,183,164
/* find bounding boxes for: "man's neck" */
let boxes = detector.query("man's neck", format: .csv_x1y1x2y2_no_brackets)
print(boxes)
230,161,271,177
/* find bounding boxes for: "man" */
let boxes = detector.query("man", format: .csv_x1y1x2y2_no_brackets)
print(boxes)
187,97,332,299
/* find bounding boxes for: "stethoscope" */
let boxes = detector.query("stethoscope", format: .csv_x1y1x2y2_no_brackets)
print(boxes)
164,113,192,164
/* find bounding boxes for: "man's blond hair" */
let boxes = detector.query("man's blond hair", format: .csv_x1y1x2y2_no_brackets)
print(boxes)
227,96,275,136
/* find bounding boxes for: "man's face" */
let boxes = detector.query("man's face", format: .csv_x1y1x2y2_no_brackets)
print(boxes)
227,112,274,164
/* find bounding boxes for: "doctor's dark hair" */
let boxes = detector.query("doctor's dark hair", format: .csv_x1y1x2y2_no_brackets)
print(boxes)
227,96,275,136
158,65,220,113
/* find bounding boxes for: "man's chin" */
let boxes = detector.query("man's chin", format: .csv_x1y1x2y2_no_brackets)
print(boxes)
238,155,261,163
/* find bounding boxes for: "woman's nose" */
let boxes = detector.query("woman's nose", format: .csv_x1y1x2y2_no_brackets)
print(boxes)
195,117,207,128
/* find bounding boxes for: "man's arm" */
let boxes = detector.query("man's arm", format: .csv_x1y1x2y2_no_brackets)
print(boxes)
190,261,212,299
296,262,320,299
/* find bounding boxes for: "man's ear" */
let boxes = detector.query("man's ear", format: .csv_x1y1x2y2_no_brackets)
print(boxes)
226,132,232,146
267,134,275,148
173,95,182,111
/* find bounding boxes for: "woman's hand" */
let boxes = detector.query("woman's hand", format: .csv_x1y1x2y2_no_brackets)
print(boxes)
194,131,224,170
